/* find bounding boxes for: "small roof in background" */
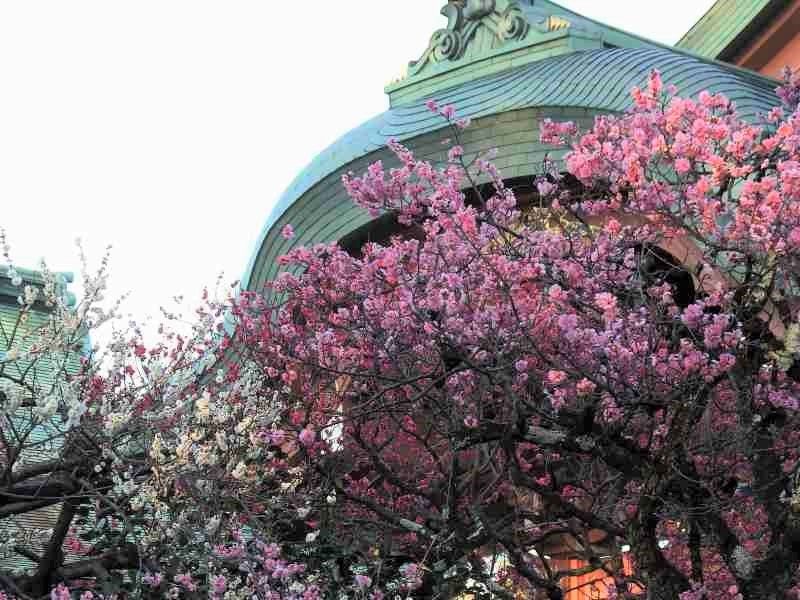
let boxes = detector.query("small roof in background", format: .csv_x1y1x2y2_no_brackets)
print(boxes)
0,265,76,308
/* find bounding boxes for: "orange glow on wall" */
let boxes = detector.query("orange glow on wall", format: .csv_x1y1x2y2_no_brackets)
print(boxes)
551,555,637,599
734,0,800,77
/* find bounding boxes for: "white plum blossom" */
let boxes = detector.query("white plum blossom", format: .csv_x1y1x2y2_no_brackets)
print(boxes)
305,531,319,543
33,393,59,420
104,411,129,433
732,545,755,580
65,400,88,428
231,462,248,480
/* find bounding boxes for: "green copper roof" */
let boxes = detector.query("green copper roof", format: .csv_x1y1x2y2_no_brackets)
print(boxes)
243,44,778,291
0,265,76,308
676,0,784,60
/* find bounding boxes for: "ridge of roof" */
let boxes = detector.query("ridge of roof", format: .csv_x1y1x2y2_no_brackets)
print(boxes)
529,0,658,48
676,0,782,60
385,0,778,107
384,1,604,104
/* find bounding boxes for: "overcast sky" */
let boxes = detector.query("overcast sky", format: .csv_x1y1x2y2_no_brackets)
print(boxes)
0,1,716,337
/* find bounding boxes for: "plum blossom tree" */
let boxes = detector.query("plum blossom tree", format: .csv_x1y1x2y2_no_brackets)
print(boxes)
233,69,800,599
0,246,366,599
3,68,800,600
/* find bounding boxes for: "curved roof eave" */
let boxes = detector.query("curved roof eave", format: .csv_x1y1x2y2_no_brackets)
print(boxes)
243,46,779,290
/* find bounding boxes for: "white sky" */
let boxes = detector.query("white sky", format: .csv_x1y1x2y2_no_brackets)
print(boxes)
0,1,715,337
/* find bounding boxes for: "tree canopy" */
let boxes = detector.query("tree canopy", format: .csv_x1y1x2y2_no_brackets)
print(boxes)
3,69,800,599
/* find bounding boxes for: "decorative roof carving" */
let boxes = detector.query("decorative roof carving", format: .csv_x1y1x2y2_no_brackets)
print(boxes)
407,0,533,78
545,15,571,32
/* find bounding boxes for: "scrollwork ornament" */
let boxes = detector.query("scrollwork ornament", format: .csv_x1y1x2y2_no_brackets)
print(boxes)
432,29,464,62
407,0,531,78
499,4,529,41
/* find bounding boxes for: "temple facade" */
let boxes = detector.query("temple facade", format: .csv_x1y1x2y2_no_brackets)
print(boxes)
243,1,799,597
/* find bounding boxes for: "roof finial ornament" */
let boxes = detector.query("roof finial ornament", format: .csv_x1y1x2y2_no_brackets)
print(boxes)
463,0,496,21
408,0,530,77
441,2,464,32
443,1,498,31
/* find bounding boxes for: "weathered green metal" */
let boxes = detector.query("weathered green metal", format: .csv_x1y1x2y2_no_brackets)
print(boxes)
676,0,784,60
